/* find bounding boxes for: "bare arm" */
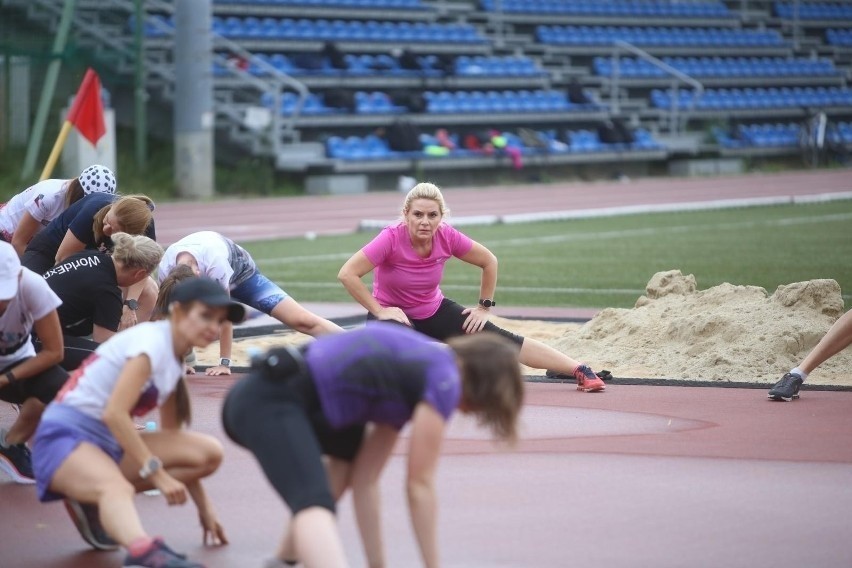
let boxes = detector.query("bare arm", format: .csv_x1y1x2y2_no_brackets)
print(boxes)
159,392,228,545
350,424,400,568
457,241,499,333
0,311,64,389
407,403,446,568
54,229,87,265
92,324,116,344
104,355,187,506
11,212,43,256
206,321,232,376
338,250,410,325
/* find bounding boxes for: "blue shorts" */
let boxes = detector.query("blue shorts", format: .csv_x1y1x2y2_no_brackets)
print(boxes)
32,403,123,502
231,272,289,315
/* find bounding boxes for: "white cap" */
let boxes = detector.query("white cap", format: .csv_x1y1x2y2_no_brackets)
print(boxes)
78,164,117,195
0,241,21,301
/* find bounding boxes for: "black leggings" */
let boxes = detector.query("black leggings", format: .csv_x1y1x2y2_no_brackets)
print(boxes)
222,361,364,515
33,335,99,372
370,298,524,345
0,358,68,405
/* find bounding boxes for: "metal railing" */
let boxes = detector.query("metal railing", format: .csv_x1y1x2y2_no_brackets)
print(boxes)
609,40,704,134
14,0,309,156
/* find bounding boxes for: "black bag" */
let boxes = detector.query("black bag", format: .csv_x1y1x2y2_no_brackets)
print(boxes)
398,49,422,71
324,89,356,112
567,79,592,104
387,119,422,152
598,119,635,144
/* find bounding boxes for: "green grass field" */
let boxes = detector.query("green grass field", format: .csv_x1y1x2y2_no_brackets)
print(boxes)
243,200,852,309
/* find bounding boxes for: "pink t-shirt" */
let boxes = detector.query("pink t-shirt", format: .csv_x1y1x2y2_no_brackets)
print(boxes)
362,222,474,320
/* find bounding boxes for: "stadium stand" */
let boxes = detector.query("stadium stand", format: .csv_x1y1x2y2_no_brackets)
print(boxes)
4,0,851,181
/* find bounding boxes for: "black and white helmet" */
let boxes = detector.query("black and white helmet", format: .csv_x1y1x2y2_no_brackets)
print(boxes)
78,164,117,195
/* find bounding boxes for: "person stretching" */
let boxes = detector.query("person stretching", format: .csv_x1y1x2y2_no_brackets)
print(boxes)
158,230,342,375
338,181,606,392
223,321,524,568
31,277,239,566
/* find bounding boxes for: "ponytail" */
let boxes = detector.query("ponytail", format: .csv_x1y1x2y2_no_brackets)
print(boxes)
153,264,196,320
174,377,192,426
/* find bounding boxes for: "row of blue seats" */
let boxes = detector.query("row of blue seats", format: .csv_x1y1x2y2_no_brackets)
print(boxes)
481,0,731,18
715,122,852,149
593,56,837,78
537,26,784,47
216,53,542,78
651,87,852,110
826,29,852,47
214,0,426,8
260,89,598,115
325,128,662,159
138,15,484,43
775,2,852,20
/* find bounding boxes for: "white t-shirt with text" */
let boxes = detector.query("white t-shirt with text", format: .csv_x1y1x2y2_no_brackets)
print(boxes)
0,268,62,369
0,179,68,241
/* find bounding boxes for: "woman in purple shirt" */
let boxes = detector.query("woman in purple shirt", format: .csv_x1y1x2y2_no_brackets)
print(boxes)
222,322,523,568
338,182,606,393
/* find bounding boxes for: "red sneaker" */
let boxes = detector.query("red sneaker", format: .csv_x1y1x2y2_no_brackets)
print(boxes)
573,365,606,392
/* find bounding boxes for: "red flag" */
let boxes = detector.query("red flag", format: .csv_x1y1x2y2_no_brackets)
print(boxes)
67,68,106,146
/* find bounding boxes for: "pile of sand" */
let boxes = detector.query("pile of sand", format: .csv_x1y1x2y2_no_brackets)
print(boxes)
546,270,849,385
195,270,850,386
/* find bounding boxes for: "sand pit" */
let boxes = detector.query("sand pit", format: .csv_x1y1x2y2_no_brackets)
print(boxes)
194,271,850,386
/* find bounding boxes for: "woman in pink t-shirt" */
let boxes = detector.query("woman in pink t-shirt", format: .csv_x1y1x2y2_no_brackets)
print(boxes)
339,182,606,393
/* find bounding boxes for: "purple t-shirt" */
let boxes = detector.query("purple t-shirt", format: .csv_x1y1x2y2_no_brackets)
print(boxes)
362,222,474,320
304,323,461,430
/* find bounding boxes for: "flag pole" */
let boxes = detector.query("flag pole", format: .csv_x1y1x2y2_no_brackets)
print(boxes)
39,121,74,181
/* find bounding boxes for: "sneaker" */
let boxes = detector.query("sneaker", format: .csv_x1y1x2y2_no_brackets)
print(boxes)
123,538,202,568
64,499,120,551
768,372,803,401
0,431,35,484
573,364,606,392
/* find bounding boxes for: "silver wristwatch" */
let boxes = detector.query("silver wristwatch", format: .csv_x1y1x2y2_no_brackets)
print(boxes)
219,358,231,367
139,456,163,480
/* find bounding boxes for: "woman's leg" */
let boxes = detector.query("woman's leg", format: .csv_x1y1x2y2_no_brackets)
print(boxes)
799,309,852,374
49,442,146,546
119,429,223,489
270,297,342,337
5,397,45,444
1,363,68,444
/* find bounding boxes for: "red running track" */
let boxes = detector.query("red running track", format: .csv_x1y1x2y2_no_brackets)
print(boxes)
1,379,851,568
153,169,852,245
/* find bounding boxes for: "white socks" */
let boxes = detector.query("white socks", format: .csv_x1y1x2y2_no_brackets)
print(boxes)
791,367,808,381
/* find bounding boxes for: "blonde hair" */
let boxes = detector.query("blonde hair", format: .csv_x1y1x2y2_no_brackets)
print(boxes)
93,194,155,243
448,333,524,444
402,182,450,217
110,232,163,274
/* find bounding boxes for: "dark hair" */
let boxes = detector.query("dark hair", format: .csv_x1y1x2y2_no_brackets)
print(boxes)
64,178,85,209
152,264,196,320
153,264,198,426
448,333,524,443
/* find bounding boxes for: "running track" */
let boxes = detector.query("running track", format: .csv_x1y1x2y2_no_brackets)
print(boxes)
1,380,851,567
154,169,852,245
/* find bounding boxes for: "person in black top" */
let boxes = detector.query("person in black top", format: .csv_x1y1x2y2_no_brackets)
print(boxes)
39,233,164,370
23,193,159,330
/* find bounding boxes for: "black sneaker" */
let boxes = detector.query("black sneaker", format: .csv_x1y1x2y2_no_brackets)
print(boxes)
0,432,35,484
64,499,120,551
123,537,202,567
768,372,803,401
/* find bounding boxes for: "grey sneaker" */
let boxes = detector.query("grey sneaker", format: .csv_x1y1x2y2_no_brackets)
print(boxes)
0,430,35,484
768,372,803,401
64,499,120,551
123,537,201,567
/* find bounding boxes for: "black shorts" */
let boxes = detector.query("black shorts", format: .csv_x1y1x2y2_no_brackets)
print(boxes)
222,360,363,515
0,358,69,405
369,298,524,345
